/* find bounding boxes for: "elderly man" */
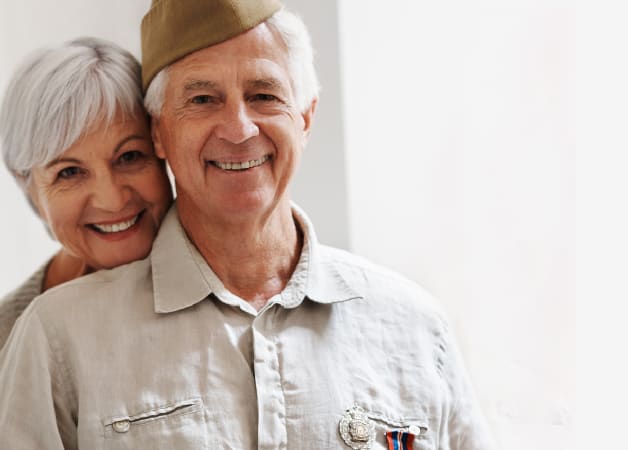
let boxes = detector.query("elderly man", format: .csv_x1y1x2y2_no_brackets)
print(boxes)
0,1,495,449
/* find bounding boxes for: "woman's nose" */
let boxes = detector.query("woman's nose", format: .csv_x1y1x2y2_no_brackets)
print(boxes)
90,173,132,212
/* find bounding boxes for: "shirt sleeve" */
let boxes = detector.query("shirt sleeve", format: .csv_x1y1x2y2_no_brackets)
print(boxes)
442,323,498,450
0,306,77,450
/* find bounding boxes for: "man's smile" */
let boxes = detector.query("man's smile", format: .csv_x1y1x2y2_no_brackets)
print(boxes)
207,154,271,171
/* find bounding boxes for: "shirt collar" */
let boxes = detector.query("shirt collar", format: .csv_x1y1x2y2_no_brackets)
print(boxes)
286,203,363,307
151,202,362,314
151,205,212,313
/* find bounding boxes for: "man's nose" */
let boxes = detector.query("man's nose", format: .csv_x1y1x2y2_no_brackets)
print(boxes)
214,101,259,144
90,173,132,212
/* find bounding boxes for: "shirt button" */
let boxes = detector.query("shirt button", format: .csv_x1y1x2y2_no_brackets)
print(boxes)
112,420,131,433
408,425,422,436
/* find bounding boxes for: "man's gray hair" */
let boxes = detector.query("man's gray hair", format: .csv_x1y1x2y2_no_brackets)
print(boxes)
0,37,144,188
144,8,320,117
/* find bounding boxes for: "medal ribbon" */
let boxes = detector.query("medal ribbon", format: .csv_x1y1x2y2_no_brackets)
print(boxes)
386,430,415,450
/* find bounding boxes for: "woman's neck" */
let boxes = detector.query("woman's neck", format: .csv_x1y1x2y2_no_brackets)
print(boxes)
43,249,90,292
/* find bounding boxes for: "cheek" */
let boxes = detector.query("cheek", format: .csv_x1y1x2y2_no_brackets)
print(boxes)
44,204,84,242
163,141,190,174
261,119,301,151
275,128,303,165
163,121,205,160
30,181,90,249
134,165,173,211
35,191,68,225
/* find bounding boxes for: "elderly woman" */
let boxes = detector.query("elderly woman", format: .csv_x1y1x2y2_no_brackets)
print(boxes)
0,37,173,346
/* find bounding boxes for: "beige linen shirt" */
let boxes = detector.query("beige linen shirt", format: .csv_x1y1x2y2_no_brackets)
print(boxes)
0,204,495,450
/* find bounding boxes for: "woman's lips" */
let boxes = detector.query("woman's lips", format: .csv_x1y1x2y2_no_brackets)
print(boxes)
86,210,145,237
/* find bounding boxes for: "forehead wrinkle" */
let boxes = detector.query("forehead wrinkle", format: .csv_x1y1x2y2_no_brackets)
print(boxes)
182,79,219,92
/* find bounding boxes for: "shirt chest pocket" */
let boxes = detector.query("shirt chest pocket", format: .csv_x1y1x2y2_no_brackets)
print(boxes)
350,409,436,450
103,398,207,450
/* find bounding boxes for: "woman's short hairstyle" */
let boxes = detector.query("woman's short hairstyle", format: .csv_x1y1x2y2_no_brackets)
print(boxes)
0,37,144,189
144,8,320,117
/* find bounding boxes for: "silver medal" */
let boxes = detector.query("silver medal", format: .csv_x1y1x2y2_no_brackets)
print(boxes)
339,404,375,449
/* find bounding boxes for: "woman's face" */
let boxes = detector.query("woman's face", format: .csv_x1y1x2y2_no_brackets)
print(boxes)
28,112,173,271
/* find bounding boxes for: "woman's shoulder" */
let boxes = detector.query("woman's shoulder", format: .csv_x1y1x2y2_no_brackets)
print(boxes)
0,256,151,351
0,262,48,348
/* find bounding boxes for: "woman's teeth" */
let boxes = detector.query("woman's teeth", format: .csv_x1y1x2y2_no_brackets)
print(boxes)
212,155,270,171
92,215,139,233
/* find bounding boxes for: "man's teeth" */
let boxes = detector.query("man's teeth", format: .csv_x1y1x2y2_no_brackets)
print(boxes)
92,215,139,233
213,155,269,171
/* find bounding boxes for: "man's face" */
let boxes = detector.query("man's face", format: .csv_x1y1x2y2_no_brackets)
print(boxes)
153,24,315,226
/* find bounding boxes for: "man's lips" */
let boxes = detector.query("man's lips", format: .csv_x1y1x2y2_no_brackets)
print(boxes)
207,154,270,171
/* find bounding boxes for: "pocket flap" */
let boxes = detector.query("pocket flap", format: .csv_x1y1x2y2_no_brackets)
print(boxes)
104,397,203,430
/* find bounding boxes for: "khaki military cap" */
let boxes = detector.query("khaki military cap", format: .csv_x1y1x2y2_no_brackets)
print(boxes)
141,0,283,92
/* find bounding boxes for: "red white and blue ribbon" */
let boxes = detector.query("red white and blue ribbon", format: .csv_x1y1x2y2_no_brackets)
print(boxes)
386,430,415,450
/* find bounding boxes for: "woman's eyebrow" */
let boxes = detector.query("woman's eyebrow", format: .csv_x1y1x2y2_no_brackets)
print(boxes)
113,135,150,156
45,157,82,169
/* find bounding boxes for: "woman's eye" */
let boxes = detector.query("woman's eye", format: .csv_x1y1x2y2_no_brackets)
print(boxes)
118,150,143,164
57,166,81,180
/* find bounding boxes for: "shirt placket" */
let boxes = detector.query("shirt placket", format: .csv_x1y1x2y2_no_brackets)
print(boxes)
252,305,288,450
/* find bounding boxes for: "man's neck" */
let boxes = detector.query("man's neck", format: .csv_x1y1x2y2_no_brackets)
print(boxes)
179,200,303,310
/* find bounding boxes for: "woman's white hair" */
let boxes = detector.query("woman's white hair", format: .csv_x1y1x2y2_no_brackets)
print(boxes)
0,37,144,189
144,8,320,117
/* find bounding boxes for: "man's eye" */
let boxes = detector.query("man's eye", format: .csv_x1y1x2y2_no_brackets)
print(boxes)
57,166,81,180
118,150,143,164
252,93,279,102
191,95,212,104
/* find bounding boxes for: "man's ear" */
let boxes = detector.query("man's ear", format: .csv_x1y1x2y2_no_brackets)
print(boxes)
151,116,166,159
301,97,318,138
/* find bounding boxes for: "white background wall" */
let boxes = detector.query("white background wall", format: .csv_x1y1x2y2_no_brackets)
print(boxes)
0,1,581,449
338,1,575,449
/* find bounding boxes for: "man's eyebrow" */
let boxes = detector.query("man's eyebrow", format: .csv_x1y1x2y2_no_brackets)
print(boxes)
246,78,284,91
183,80,219,92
